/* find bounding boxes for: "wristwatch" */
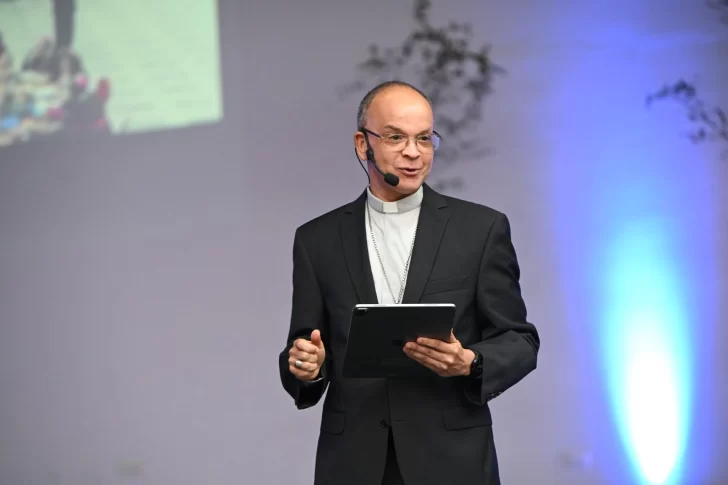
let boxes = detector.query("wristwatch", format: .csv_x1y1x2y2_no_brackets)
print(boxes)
469,349,483,379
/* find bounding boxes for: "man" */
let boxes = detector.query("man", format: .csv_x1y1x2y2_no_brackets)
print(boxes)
279,81,539,485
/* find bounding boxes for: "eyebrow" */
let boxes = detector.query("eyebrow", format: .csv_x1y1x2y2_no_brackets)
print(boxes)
382,124,433,135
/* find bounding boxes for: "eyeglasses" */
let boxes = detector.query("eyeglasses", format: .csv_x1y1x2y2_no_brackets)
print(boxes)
362,128,442,153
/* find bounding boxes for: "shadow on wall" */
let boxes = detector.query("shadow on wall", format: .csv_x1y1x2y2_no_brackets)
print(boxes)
339,0,505,193
646,0,728,160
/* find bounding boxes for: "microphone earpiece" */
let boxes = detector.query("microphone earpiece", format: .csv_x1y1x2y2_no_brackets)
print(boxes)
367,153,399,187
360,131,399,187
366,147,374,162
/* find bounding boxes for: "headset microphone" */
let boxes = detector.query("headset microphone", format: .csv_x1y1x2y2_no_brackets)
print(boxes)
366,146,399,187
358,131,399,187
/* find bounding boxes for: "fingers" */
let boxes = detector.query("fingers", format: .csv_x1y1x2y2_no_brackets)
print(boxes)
288,363,320,381
288,355,319,373
403,341,456,377
291,350,318,365
288,337,324,381
404,342,455,366
310,329,324,348
413,337,452,354
449,329,457,343
403,346,449,376
295,338,319,354
291,338,323,361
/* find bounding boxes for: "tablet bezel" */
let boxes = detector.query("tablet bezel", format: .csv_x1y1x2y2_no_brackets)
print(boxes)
341,303,456,378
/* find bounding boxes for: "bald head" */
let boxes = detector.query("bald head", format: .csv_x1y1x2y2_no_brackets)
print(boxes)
356,81,432,129
353,81,436,202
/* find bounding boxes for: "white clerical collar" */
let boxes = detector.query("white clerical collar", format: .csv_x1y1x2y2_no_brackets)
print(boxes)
367,186,424,214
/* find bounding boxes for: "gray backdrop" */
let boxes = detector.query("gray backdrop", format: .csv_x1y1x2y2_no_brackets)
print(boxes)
1,0,726,484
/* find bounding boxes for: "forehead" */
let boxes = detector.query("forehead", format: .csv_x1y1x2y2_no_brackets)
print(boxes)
368,86,433,131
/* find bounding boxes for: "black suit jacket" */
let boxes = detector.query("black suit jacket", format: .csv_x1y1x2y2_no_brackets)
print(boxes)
279,184,539,485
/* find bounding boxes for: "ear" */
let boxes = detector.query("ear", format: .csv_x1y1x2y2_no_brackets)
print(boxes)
354,130,368,161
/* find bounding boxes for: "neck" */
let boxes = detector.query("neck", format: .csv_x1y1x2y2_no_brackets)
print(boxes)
369,183,406,202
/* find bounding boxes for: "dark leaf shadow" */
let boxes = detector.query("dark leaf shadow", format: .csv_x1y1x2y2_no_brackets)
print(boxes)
338,0,504,192
646,2,728,160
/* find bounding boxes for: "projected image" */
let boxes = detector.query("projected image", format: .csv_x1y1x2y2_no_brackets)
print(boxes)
0,0,222,147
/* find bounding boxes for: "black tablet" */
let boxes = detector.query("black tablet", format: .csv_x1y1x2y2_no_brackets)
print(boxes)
341,303,456,378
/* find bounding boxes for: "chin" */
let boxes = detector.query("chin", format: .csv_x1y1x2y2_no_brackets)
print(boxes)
396,178,425,194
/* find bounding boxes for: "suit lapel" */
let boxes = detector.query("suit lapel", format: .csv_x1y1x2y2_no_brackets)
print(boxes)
340,185,450,305
340,190,378,304
402,184,450,303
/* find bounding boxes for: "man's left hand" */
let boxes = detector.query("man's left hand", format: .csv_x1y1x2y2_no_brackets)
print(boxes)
403,330,475,377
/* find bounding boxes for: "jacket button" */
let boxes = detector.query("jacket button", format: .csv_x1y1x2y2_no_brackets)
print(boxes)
379,419,389,428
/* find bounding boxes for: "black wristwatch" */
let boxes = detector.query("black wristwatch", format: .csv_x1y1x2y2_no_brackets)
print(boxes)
468,349,483,379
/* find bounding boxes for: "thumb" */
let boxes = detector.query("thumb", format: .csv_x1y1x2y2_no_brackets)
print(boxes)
311,329,323,348
449,329,457,343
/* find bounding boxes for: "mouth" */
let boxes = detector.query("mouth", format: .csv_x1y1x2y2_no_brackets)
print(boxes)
397,167,421,177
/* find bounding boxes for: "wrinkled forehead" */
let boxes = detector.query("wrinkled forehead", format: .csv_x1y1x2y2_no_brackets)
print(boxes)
368,87,433,132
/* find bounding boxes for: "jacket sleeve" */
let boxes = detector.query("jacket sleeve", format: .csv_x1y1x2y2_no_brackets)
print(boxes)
279,228,331,409
463,212,540,406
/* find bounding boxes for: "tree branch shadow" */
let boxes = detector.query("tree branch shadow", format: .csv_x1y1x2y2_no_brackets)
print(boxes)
339,0,504,191
646,1,728,160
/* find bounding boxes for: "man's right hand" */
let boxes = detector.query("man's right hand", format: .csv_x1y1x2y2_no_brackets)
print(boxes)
288,329,326,382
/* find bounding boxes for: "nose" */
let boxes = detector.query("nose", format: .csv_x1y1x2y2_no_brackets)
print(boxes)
401,138,420,158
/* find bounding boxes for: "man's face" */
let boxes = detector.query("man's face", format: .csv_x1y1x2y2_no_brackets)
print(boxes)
355,86,435,201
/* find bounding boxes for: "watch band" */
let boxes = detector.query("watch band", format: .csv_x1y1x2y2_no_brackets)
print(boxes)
469,348,483,378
